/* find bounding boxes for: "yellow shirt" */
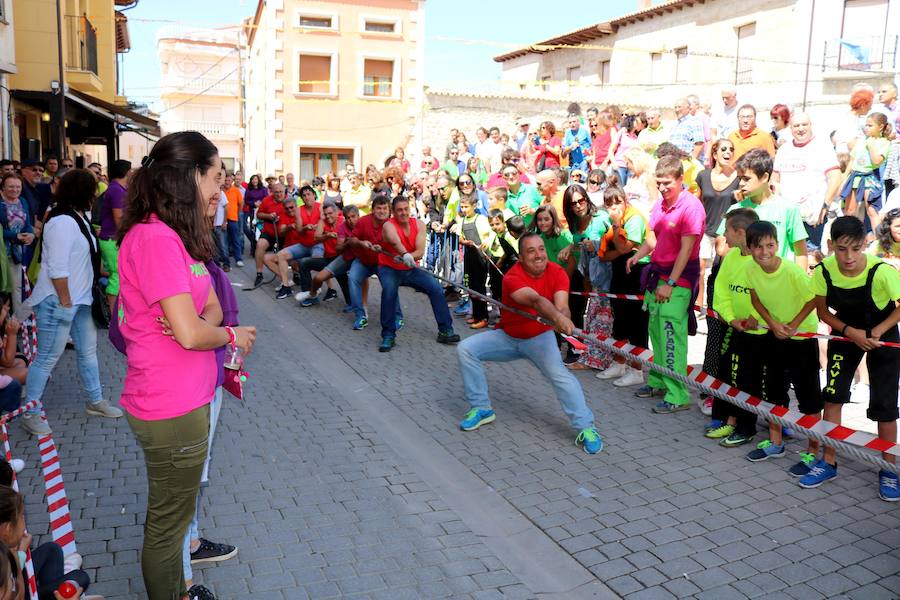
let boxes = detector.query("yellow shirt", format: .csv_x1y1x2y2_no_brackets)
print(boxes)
745,258,817,335
344,186,372,216
811,254,900,310
712,247,762,333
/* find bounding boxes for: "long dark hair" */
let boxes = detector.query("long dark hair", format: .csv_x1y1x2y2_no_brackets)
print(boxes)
877,208,900,256
530,204,563,238
118,131,218,261
48,169,97,219
562,183,592,232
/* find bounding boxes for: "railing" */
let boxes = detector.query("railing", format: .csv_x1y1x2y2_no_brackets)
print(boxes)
160,76,239,96
161,120,241,137
822,35,898,72
65,15,98,75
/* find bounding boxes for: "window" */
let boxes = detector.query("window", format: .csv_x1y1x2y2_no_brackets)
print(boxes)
600,60,610,85
735,22,755,84
297,52,336,95
650,52,663,84
674,47,688,82
299,15,332,28
567,66,581,89
299,148,353,180
0,0,5,21
363,59,395,97
365,20,396,33
541,75,551,92
840,0,889,68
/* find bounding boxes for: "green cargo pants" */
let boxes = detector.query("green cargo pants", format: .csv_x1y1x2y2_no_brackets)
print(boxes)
644,284,691,406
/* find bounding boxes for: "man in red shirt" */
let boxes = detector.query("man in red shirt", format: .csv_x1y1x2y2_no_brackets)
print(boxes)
347,194,400,331
273,185,322,299
376,195,460,352
252,182,288,287
455,233,602,454
300,204,361,310
294,203,343,306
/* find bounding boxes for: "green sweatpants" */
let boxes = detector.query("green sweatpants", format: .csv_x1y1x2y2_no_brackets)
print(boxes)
644,284,691,406
127,404,209,600
99,238,120,296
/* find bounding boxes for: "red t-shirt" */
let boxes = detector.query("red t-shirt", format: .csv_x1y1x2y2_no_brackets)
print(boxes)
378,217,418,270
295,202,321,247
539,136,561,169
337,220,356,260
321,217,342,258
500,261,569,339
257,195,281,236
352,214,387,266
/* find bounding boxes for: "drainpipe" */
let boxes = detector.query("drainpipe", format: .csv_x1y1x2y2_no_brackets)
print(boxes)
55,0,67,158
0,74,12,159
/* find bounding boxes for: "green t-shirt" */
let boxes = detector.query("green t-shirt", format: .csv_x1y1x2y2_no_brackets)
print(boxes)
541,229,574,266
505,184,542,228
712,247,761,332
811,254,900,310
622,213,650,264
850,136,891,172
717,194,807,261
745,257,817,335
571,212,611,261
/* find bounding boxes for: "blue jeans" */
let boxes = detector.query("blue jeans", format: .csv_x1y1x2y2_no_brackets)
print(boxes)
377,265,454,338
240,211,255,249
456,329,594,431
226,220,243,261
215,227,229,266
182,387,222,582
348,260,402,322
25,296,102,413
617,167,630,186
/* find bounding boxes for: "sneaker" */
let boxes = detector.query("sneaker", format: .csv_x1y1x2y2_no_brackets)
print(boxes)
86,400,124,418
276,286,293,300
63,552,83,572
788,451,817,477
635,385,664,398
798,459,837,488
596,362,627,380
395,317,404,331
705,424,735,439
652,401,691,414
21,414,51,436
379,336,396,352
235,260,244,267
782,426,795,439
254,272,264,287
323,289,338,302
436,331,460,344
300,297,320,307
704,419,724,433
719,432,754,447
342,304,354,313
8,459,24,473
470,319,489,329
878,469,900,502
353,316,368,331
188,584,218,600
190,538,238,564
459,408,495,431
454,300,471,316
294,290,311,303
700,397,713,416
575,427,603,454
613,368,644,387
222,265,230,272
746,440,786,462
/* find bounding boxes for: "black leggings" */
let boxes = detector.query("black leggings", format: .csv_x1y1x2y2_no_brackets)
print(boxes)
33,542,90,600
463,247,489,321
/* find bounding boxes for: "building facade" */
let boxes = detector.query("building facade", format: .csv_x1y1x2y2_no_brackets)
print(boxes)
244,0,425,180
493,0,900,124
7,0,157,165
0,0,16,159
157,25,244,173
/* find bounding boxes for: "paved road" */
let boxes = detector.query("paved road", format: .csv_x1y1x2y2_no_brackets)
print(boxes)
7,263,899,599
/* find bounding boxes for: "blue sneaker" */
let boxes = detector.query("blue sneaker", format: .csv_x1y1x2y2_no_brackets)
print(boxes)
788,451,817,477
783,426,795,439
652,401,690,414
746,440,786,462
353,316,368,331
378,336,395,352
798,459,837,488
454,299,471,316
635,385,665,398
395,317,404,331
460,408,495,431
300,297,320,307
575,427,603,454
878,469,899,502
704,419,724,433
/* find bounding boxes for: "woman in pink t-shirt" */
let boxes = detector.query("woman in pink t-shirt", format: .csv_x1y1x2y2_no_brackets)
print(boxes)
116,132,256,600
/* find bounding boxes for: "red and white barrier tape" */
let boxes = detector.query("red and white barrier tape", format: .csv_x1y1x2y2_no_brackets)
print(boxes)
2,423,40,600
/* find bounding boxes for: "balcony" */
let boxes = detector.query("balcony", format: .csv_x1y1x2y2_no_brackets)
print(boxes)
822,35,898,73
66,15,102,92
160,119,242,138
160,76,240,97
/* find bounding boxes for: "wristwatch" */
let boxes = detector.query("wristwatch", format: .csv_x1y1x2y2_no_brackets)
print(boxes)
666,278,677,287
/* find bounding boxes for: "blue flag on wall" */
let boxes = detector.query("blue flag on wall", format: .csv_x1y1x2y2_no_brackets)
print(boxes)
839,40,871,66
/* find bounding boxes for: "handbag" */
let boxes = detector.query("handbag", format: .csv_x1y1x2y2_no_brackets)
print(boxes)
66,210,110,329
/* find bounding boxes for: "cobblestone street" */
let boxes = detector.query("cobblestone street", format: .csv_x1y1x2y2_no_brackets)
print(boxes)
7,265,900,599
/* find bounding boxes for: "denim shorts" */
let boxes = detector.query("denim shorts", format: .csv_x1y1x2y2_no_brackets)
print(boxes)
285,243,324,260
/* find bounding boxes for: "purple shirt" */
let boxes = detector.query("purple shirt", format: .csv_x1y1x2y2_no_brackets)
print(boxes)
99,180,127,240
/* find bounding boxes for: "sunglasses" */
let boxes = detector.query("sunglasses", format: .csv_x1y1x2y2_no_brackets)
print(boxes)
436,186,448,192
571,198,588,205
588,179,601,185
459,180,474,186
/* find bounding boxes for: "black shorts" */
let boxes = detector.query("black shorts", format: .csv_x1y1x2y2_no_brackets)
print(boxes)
766,336,823,415
259,232,276,247
823,326,900,422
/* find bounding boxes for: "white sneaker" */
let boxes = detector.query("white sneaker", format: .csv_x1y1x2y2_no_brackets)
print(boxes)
8,459,24,473
63,552,83,572
294,291,311,303
235,260,245,267
596,362,627,380
613,368,644,387
86,400,124,418
700,397,713,416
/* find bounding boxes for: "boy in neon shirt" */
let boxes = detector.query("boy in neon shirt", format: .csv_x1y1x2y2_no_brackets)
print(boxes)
807,216,900,501
744,221,823,471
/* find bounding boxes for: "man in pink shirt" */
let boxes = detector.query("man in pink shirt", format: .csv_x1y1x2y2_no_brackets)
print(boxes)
626,156,705,413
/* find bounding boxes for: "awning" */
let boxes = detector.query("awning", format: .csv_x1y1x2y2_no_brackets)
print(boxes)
67,89,159,136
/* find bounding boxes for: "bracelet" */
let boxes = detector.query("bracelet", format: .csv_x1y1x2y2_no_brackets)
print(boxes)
224,326,236,349
840,324,848,336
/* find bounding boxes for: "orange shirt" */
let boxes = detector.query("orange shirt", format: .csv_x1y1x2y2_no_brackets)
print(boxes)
224,187,243,221
728,127,776,160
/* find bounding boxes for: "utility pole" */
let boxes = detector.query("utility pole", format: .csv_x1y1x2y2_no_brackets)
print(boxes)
801,0,816,110
55,0,67,158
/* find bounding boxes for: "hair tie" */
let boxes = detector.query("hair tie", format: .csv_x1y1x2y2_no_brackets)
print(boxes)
140,156,155,168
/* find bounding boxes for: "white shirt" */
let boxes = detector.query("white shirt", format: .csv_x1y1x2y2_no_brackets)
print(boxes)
28,212,96,307
774,137,840,225
214,191,227,227
713,104,739,139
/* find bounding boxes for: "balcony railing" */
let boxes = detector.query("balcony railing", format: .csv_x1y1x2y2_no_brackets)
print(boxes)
161,120,241,138
822,35,898,72
65,15,99,75
160,76,239,96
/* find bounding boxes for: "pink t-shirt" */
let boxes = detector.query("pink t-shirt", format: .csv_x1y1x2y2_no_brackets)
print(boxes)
117,216,216,420
649,189,705,266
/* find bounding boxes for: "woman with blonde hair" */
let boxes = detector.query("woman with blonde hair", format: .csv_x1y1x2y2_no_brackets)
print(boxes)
622,146,658,215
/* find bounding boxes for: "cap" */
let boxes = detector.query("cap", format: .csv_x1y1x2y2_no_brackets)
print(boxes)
21,158,43,168
516,117,530,126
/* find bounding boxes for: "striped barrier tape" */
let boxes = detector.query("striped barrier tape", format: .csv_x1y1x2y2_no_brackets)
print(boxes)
2,423,40,600
0,403,79,597
385,251,900,472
